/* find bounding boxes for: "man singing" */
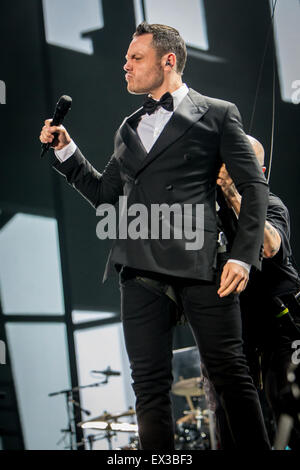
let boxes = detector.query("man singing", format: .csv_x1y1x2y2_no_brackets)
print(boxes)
40,22,270,450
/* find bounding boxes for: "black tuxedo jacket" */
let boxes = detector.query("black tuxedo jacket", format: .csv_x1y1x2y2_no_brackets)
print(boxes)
52,88,268,282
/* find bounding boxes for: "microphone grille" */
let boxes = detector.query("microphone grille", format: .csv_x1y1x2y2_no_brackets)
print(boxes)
57,95,72,112
60,95,72,103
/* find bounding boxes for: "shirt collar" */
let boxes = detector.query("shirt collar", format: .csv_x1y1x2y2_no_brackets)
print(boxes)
147,83,189,114
171,83,189,111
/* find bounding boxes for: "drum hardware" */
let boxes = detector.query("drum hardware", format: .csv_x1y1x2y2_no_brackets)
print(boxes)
115,435,140,450
76,431,117,450
172,374,218,450
175,406,211,451
78,407,138,450
49,365,119,449
49,387,91,450
90,366,121,377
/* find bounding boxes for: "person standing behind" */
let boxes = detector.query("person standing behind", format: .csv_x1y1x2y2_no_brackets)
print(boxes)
217,135,300,448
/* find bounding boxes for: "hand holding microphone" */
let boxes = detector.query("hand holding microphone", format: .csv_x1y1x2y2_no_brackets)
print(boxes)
39,95,72,157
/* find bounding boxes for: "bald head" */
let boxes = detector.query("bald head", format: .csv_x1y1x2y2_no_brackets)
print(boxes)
246,135,265,167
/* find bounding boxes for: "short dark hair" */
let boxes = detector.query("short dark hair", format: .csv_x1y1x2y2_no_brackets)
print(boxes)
133,22,187,75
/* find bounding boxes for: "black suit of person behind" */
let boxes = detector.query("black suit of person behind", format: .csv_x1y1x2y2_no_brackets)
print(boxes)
52,88,270,449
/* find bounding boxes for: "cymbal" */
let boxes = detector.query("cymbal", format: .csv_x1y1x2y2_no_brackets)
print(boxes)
172,377,205,397
78,408,136,427
79,420,138,433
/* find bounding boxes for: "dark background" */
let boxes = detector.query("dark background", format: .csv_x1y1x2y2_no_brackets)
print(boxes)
0,0,299,449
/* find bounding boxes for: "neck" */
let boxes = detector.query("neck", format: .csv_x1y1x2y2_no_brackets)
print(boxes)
150,75,183,100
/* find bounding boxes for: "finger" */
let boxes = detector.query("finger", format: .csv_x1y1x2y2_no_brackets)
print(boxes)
218,274,237,295
42,131,54,141
234,278,248,294
42,129,52,138
48,125,62,134
219,263,230,288
219,263,241,287
44,119,52,127
40,133,52,143
218,265,236,293
218,276,241,297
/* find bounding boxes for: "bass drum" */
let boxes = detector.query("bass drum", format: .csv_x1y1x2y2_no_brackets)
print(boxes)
115,435,140,450
175,421,210,450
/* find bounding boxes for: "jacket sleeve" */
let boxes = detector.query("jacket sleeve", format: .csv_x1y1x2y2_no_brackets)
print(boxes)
219,103,269,270
52,147,123,209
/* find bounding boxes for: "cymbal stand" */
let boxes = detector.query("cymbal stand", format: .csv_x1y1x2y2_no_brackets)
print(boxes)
76,430,117,450
54,390,77,450
50,385,101,450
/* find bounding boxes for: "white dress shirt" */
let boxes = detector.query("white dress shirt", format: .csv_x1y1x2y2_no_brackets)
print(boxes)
136,83,189,152
54,84,250,274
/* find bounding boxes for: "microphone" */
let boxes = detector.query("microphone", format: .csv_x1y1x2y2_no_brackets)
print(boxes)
91,367,121,376
40,94,72,158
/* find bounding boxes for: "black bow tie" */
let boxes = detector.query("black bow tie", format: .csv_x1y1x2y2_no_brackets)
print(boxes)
142,92,174,115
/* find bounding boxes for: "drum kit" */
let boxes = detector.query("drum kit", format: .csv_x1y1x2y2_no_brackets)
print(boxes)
74,374,215,450
172,375,216,450
50,348,217,450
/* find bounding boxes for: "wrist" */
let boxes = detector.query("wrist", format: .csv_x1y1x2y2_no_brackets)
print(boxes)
223,183,239,200
54,140,77,162
223,187,241,216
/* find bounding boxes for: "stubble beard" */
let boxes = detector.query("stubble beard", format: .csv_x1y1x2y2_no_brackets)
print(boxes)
127,63,164,96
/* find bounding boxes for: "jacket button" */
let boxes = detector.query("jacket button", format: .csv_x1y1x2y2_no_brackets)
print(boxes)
166,184,173,191
134,178,139,185
184,154,191,161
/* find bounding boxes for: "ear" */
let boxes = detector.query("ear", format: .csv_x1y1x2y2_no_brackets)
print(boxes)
163,53,176,70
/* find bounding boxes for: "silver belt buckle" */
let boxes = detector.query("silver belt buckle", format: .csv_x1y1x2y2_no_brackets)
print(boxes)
217,231,227,253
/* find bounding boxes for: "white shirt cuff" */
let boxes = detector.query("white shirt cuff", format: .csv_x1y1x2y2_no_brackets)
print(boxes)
54,140,77,162
227,259,251,273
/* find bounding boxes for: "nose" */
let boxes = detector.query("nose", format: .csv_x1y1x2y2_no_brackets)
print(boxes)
123,59,131,72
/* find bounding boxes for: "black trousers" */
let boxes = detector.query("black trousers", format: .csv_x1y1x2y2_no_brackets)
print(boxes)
119,260,271,450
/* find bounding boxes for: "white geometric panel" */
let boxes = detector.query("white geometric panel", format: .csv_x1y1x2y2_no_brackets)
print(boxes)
72,310,115,324
270,0,300,103
5,323,71,450
134,0,209,50
74,323,135,450
0,213,64,314
42,0,104,55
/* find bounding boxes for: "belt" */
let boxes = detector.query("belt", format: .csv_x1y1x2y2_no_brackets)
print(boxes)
135,276,185,324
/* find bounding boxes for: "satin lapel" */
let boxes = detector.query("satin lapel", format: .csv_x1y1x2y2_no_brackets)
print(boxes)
119,107,147,162
134,89,210,176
